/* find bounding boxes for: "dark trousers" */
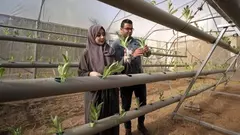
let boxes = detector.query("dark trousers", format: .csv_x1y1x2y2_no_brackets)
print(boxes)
120,84,147,129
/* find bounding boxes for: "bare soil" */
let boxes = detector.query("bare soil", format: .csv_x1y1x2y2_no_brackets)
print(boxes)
1,78,240,135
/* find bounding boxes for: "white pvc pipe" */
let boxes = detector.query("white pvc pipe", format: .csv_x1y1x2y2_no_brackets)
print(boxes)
0,70,233,102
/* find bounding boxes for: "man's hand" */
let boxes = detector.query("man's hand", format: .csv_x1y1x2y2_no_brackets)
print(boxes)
89,71,102,77
132,48,143,57
143,45,150,53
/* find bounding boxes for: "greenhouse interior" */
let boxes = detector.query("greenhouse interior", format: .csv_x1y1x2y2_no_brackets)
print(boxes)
0,0,240,135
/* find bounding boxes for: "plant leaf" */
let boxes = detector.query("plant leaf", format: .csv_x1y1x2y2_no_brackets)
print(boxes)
171,9,178,14
97,102,104,112
62,54,68,63
102,61,124,79
0,67,5,78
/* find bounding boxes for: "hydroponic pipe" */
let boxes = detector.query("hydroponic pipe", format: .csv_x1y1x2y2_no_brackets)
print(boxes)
0,70,234,102
0,36,185,57
0,62,186,68
97,0,238,54
0,35,86,48
64,80,227,135
0,24,87,38
151,52,187,57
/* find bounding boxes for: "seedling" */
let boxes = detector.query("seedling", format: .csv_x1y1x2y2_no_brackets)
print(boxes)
89,102,104,127
8,55,14,63
102,61,124,79
159,91,165,101
27,56,34,63
13,29,19,36
177,89,184,95
8,127,22,135
151,0,156,5
168,0,178,15
48,115,64,135
171,61,178,72
18,73,22,78
0,67,5,78
137,37,151,57
117,33,132,63
168,0,178,34
185,62,197,71
210,30,232,45
26,31,33,38
3,28,10,35
135,97,142,110
137,37,146,49
55,51,72,83
182,5,194,21
119,106,126,118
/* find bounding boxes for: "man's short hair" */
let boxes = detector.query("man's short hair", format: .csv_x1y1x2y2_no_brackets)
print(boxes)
121,19,133,28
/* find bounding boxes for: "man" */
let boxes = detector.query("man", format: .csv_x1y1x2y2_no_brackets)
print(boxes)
111,19,151,135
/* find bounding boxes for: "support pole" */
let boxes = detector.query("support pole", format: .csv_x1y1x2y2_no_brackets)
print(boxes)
175,114,240,135
33,0,45,79
171,27,228,118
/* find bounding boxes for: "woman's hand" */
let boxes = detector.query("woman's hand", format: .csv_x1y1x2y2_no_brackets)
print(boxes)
89,71,102,77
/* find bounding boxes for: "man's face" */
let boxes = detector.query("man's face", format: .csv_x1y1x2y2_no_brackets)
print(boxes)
120,23,133,38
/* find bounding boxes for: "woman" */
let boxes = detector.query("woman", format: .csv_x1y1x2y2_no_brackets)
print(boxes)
78,25,119,135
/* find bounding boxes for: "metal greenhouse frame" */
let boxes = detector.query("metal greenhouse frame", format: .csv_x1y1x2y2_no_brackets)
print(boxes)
0,0,240,135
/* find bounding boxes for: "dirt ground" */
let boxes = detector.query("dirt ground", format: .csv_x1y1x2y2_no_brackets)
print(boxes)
1,77,240,135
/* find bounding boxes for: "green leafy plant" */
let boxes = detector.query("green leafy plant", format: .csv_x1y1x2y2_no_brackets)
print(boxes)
8,55,14,63
8,127,22,135
137,37,146,49
167,0,178,34
119,106,126,118
151,0,156,5
119,35,129,49
102,61,124,79
27,56,34,63
137,38,151,57
177,89,184,95
0,67,5,78
135,97,142,110
3,28,10,35
90,102,104,127
182,5,194,21
26,31,33,38
48,115,64,135
18,73,22,78
56,52,72,83
117,33,133,63
171,61,179,72
159,91,164,101
209,30,231,45
185,62,197,71
168,0,178,15
13,29,19,36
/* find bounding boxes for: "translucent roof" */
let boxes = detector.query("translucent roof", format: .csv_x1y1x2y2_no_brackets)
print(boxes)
0,0,236,41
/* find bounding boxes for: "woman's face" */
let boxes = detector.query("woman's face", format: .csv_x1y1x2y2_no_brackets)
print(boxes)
95,28,106,45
